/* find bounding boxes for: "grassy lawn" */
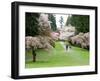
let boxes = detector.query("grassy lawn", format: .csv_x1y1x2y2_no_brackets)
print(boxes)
25,41,89,68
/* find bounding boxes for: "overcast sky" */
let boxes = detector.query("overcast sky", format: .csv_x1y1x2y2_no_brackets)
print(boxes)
55,14,68,28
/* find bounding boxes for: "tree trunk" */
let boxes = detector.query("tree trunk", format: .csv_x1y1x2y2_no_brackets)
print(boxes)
32,50,36,62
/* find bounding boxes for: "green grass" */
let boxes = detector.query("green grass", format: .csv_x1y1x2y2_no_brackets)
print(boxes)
25,41,89,68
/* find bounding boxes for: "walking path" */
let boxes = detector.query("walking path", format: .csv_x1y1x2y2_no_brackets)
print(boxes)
59,41,71,52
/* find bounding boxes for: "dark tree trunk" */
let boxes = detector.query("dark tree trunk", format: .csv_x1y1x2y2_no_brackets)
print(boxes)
32,50,36,62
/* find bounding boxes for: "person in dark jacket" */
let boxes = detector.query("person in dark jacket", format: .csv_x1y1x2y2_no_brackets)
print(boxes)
65,41,71,51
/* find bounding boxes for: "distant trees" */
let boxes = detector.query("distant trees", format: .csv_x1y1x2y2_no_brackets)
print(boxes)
59,16,64,28
66,15,90,49
66,15,71,26
25,13,40,36
26,13,57,34
48,14,57,31
66,15,89,33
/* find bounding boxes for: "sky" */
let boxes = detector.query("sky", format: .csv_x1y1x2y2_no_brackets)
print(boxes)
55,14,69,28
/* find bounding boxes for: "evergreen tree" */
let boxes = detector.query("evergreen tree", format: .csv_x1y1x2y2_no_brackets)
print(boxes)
66,15,71,26
59,16,64,28
66,15,89,33
48,14,57,31
25,13,40,36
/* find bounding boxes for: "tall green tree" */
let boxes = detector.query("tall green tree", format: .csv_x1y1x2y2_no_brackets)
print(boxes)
48,14,57,31
59,16,64,28
25,13,40,36
66,15,71,26
66,15,89,33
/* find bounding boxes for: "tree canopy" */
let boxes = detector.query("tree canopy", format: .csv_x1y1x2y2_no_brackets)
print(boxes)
25,13,40,36
48,14,57,31
66,15,71,26
66,15,89,33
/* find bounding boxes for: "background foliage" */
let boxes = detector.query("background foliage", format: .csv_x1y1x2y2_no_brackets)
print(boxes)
26,13,57,36
25,13,40,36
66,15,89,33
48,14,57,31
